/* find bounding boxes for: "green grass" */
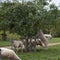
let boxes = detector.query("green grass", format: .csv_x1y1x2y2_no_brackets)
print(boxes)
49,38,60,43
0,41,11,47
0,38,60,47
18,45,60,60
0,38,60,60
2,45,60,60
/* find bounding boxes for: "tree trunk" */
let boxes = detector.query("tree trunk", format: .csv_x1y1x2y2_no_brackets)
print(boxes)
37,30,48,48
2,30,7,41
25,36,29,52
34,38,36,52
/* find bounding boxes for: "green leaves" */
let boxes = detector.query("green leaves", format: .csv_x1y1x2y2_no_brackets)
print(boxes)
0,0,50,38
0,0,59,38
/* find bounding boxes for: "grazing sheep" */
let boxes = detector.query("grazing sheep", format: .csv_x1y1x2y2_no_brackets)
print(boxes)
36,39,44,47
28,39,44,51
30,39,44,47
0,48,21,60
10,39,25,52
44,34,52,39
35,30,48,49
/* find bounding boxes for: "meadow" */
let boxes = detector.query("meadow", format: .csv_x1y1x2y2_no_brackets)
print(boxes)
0,38,60,47
0,38,60,60
49,38,60,43
2,45,60,60
19,45,60,60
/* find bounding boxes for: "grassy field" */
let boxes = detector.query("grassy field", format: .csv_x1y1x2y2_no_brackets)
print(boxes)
0,38,60,47
0,40,11,47
2,45,60,60
18,45,60,60
49,38,60,43
0,38,60,60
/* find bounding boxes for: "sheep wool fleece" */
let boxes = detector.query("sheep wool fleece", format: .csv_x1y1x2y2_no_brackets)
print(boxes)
0,48,21,60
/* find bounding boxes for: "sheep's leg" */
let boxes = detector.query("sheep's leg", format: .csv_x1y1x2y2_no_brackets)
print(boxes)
31,39,36,52
21,46,24,53
33,45,36,52
21,49,23,53
14,47,17,53
9,58,12,60
29,43,32,51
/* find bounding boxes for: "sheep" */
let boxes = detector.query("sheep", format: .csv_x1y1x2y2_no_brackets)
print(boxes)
36,39,43,47
10,39,25,52
28,39,44,51
35,30,48,50
30,39,44,47
44,34,52,39
0,48,21,60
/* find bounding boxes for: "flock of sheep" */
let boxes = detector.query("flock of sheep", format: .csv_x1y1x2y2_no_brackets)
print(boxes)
0,34,52,60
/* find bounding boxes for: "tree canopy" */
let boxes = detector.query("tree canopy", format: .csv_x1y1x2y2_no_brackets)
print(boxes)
0,0,60,39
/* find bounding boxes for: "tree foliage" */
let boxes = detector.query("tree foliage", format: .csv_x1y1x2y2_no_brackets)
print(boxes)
0,0,60,38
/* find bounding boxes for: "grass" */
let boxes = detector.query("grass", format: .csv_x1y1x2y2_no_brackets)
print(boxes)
0,40,11,47
18,45,60,60
0,38,60,47
2,45,60,60
0,38,60,60
49,38,60,43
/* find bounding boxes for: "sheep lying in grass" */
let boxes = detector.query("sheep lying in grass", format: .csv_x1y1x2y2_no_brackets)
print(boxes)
0,48,21,60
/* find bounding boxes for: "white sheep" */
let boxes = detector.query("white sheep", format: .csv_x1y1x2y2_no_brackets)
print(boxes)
44,34,52,39
10,39,25,52
0,48,21,60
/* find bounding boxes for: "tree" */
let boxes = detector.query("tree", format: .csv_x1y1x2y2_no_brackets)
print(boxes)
7,0,49,51
0,0,59,52
0,0,49,51
0,2,17,40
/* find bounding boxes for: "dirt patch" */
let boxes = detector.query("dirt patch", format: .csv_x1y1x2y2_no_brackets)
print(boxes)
48,42,60,46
